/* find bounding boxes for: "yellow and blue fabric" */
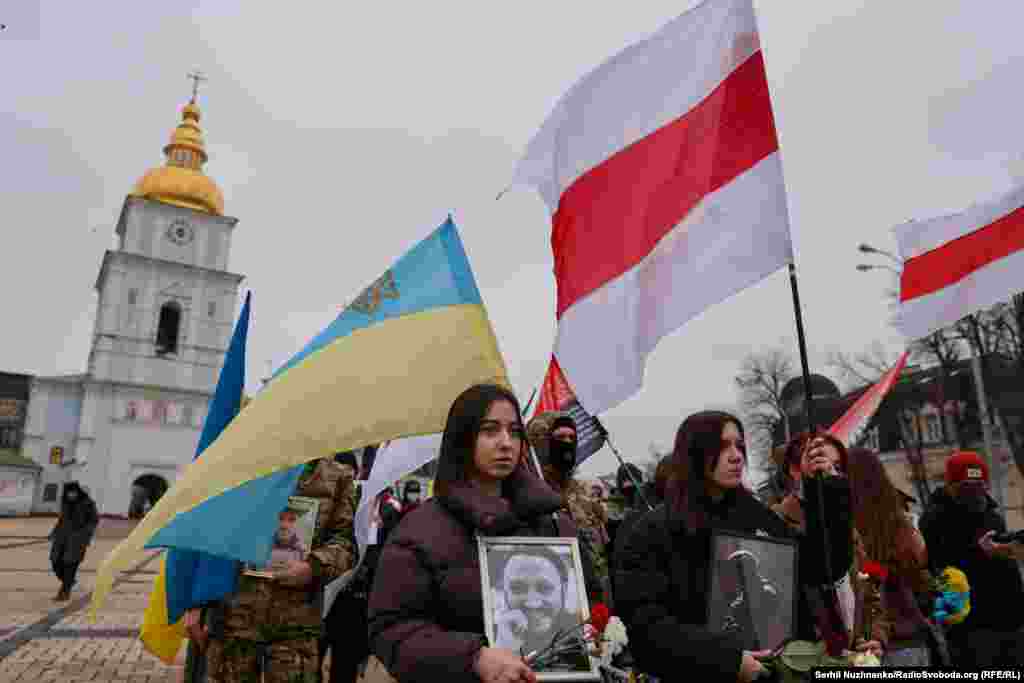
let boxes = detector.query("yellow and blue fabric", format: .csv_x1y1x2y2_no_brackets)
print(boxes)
933,566,970,626
164,290,250,620
139,555,186,664
138,290,250,663
91,217,508,617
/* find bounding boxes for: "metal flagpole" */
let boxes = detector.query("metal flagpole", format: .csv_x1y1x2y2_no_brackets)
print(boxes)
787,262,836,604
522,387,539,418
787,263,817,431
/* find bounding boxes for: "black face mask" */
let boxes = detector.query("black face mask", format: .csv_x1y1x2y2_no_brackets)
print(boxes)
958,493,987,514
548,439,577,474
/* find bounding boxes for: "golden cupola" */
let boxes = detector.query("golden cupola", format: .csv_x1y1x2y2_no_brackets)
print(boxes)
131,98,225,215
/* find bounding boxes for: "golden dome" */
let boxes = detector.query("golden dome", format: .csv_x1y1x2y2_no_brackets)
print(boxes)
131,99,224,215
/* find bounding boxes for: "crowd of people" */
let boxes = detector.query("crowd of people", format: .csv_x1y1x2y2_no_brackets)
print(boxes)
53,383,1024,681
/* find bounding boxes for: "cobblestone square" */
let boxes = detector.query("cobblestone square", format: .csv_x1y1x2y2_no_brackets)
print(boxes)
0,517,185,683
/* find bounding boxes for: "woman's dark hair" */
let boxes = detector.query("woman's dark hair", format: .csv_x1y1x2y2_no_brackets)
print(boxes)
781,430,849,486
433,383,526,498
664,411,748,531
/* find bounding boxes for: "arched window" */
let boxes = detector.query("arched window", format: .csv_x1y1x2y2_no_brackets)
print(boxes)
156,302,182,355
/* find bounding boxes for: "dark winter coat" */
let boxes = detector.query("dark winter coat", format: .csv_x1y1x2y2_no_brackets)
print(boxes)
49,482,99,565
367,466,582,683
919,487,1024,635
614,480,853,682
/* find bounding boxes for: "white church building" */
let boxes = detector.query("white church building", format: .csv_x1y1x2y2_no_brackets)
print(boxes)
21,95,245,516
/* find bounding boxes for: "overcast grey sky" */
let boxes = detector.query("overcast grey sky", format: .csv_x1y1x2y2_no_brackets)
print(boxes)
4,1,1023,478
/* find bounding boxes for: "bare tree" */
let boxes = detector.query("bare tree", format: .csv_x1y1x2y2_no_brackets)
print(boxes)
734,349,796,472
914,329,965,447
825,341,902,389
956,310,1024,477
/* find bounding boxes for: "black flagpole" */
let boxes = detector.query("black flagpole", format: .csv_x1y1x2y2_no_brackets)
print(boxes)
787,262,837,615
787,262,816,430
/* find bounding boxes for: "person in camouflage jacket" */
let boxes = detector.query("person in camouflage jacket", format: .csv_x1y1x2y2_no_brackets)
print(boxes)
186,457,357,683
527,410,610,603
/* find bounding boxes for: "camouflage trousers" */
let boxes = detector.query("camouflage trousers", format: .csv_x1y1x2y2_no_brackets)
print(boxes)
206,635,320,683
204,575,323,683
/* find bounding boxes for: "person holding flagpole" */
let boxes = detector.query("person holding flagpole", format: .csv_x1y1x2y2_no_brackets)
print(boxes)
771,433,885,660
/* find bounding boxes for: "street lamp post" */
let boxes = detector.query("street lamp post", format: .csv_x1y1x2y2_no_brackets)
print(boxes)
855,249,1007,514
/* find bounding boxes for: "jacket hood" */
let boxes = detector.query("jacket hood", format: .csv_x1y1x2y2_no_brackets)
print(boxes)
61,481,91,504
437,465,564,535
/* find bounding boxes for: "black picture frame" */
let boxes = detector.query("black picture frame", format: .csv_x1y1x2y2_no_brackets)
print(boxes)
706,529,799,653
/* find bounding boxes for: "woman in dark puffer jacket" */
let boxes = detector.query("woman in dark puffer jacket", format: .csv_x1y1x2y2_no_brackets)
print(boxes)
368,384,586,683
614,411,853,682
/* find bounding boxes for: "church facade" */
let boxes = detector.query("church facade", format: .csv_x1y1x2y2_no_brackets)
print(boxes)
21,96,245,516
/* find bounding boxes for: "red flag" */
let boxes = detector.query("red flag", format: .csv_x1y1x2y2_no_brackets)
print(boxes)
828,351,910,447
534,357,606,465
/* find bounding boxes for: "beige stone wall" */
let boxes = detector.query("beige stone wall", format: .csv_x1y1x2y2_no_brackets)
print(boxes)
882,449,1024,529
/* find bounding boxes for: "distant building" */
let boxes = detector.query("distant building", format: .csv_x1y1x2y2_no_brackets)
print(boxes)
759,360,1024,528
0,372,39,516
20,94,244,516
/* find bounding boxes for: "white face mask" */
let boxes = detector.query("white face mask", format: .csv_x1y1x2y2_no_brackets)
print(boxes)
407,493,420,503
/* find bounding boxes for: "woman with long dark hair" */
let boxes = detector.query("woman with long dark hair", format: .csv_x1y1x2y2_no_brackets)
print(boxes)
613,411,853,682
846,447,935,666
368,384,582,683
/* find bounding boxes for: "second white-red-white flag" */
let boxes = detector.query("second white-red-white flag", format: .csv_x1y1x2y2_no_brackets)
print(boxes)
512,0,794,415
895,183,1024,341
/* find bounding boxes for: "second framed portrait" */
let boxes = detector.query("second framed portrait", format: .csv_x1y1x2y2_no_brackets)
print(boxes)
706,529,799,653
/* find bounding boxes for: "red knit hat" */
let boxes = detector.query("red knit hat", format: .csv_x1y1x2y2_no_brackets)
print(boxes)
945,451,989,489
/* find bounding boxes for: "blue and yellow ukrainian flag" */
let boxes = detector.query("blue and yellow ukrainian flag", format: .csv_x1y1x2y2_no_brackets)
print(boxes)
138,291,251,663
91,217,508,616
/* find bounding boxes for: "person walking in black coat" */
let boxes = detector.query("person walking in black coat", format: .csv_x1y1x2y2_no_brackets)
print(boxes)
614,412,853,682
49,481,99,601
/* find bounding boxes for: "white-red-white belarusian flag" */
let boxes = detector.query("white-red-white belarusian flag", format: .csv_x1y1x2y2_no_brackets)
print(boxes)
828,350,910,448
512,0,794,415
895,184,1024,340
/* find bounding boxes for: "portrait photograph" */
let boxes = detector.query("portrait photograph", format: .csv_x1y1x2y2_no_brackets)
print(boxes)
244,495,320,577
478,536,600,681
706,530,798,653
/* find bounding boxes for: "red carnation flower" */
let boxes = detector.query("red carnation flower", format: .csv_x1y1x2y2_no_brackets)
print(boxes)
862,560,889,583
589,603,611,635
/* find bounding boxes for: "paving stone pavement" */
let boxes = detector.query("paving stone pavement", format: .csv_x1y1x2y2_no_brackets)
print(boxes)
0,516,185,683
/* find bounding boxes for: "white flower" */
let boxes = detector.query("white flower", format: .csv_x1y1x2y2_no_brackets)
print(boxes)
851,652,881,667
603,617,629,659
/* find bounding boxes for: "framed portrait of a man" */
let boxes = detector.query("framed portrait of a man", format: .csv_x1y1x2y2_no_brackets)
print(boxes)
243,495,320,578
706,530,798,653
478,536,600,682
